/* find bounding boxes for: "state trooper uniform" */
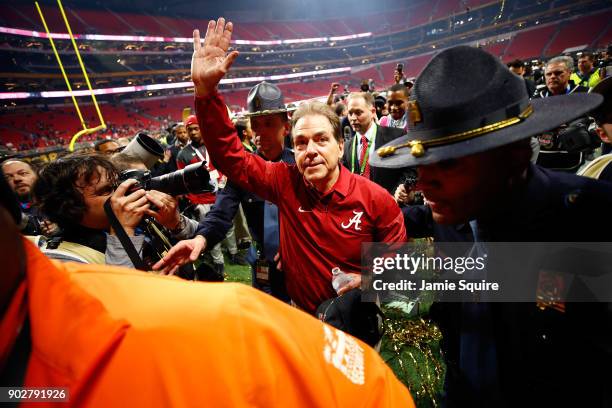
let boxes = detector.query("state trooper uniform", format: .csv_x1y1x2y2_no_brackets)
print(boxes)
372,46,612,407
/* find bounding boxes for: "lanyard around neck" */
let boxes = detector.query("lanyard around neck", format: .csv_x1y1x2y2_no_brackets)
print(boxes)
351,132,374,175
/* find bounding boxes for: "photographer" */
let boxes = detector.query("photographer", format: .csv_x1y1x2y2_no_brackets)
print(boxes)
111,152,199,241
107,151,228,281
33,154,149,265
2,159,58,236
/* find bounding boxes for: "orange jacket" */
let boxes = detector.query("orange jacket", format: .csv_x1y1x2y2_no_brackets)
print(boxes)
12,239,414,407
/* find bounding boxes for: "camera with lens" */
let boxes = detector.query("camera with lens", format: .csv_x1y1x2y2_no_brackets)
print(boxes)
118,161,215,196
403,173,424,205
538,117,599,153
114,162,218,281
556,117,600,152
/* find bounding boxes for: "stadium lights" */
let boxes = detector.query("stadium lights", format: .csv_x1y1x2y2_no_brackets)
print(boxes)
0,67,351,100
0,26,371,46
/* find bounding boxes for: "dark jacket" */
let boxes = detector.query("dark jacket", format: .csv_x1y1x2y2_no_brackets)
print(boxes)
342,123,406,194
524,77,536,98
402,164,612,407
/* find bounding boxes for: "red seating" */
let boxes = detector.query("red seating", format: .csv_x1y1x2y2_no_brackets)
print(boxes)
0,4,42,30
118,13,175,36
68,8,133,34
596,22,612,49
351,66,383,84
433,0,463,22
408,2,434,27
545,12,612,56
0,2,440,39
482,40,510,59
504,25,558,61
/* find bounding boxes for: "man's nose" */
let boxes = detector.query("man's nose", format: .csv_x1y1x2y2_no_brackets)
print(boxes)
305,139,318,155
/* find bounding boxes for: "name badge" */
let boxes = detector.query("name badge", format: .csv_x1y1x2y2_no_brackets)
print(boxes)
256,259,270,285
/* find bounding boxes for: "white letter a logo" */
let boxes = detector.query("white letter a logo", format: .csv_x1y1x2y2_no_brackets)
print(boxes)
341,210,363,231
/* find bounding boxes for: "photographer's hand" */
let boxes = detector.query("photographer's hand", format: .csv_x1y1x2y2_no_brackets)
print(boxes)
152,235,207,275
40,219,60,236
394,183,410,205
191,18,239,98
144,190,180,230
109,179,150,236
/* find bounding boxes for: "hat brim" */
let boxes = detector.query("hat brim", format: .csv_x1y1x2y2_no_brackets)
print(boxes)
590,76,612,96
370,93,603,168
243,106,297,117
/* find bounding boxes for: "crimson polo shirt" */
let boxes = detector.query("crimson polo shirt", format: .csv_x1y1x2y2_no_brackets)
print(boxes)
196,92,407,313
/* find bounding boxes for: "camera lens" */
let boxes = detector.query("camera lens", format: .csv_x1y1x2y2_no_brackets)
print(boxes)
148,162,213,196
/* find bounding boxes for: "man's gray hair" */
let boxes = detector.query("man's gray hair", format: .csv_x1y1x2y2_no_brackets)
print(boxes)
546,56,573,72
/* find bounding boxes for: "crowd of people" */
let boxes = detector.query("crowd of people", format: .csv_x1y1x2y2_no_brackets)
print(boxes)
2,17,612,407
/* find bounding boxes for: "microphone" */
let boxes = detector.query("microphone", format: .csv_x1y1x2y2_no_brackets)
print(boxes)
343,126,352,142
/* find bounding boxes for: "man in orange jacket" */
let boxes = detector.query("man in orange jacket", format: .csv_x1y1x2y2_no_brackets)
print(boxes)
0,172,414,407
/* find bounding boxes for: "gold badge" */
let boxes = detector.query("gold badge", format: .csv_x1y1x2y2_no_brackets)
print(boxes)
408,101,422,126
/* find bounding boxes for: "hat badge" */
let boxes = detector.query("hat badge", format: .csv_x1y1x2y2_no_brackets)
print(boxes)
408,101,422,127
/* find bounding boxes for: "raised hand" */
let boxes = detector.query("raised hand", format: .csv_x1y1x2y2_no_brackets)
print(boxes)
191,18,239,98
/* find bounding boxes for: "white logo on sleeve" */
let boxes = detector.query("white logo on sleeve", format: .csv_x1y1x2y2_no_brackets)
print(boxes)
323,325,365,385
341,210,363,231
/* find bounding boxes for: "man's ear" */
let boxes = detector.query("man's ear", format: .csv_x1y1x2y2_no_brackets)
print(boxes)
596,126,610,144
283,121,291,136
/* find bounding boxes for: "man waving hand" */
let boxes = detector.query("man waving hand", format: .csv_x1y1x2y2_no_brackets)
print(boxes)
155,19,406,314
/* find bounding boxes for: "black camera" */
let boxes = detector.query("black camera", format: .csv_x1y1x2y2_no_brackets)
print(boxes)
396,63,404,73
539,117,599,153
557,118,600,152
403,173,424,205
118,161,214,196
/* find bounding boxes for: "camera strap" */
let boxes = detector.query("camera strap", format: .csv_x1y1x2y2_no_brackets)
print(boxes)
103,199,148,271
